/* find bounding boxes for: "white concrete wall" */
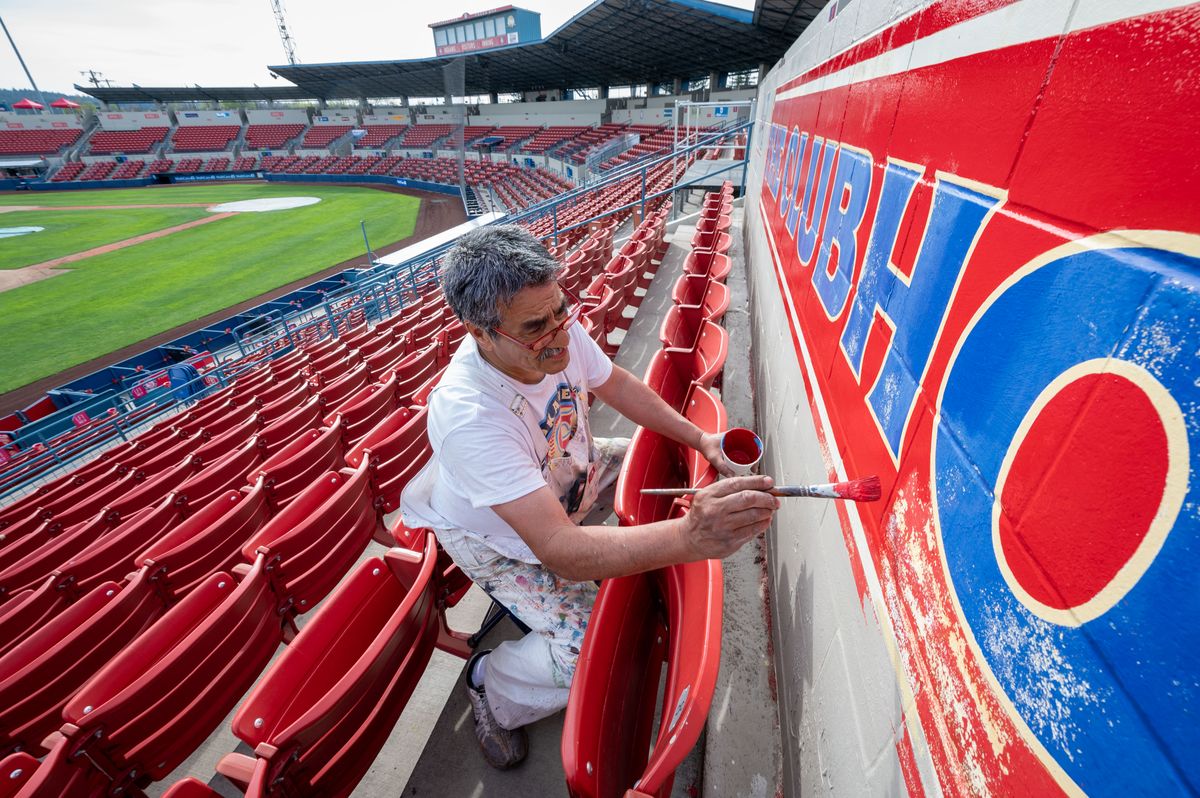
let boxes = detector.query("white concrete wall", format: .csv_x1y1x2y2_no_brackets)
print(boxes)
96,110,169,130
473,99,606,126
0,111,84,129
174,110,242,126
312,111,358,126
245,108,309,125
363,110,411,125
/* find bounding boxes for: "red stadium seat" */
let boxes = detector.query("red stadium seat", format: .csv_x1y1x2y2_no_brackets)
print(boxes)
345,406,429,515
258,395,323,456
251,419,344,511
44,560,280,792
136,482,271,601
327,372,398,446
0,751,37,796
364,334,412,379
0,577,72,659
255,371,308,408
160,777,223,797
240,458,385,606
0,569,165,757
394,345,440,406
216,536,441,797
562,559,723,798
319,361,371,411
682,248,732,282
173,435,265,512
670,273,730,321
53,496,183,600
643,319,728,404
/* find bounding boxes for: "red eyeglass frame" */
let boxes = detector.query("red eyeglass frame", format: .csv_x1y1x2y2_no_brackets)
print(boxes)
491,279,584,352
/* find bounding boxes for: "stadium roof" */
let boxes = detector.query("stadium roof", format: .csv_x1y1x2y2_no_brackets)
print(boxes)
74,84,315,104
269,0,810,98
77,0,824,105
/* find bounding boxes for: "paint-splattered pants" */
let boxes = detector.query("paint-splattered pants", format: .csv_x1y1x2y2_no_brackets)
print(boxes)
435,437,628,730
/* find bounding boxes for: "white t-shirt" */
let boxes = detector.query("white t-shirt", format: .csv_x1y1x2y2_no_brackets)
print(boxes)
400,321,613,563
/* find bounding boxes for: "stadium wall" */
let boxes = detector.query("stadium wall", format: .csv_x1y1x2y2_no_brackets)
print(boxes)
0,112,84,130
743,1,1198,796
174,110,241,126
96,110,170,131
245,109,309,125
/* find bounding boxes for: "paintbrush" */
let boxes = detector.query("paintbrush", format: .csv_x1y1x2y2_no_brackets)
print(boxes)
641,475,881,502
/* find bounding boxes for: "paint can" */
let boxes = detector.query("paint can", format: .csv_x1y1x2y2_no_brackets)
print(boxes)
721,427,763,476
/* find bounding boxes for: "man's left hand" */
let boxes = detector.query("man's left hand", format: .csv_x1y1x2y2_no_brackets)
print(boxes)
698,431,736,478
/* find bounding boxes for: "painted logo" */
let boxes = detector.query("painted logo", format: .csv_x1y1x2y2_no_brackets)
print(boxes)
540,382,580,462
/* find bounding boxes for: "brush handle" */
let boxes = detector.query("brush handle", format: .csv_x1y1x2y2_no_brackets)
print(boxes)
640,483,847,499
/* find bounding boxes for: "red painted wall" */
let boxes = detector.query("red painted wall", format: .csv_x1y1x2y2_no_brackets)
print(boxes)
745,1,1199,794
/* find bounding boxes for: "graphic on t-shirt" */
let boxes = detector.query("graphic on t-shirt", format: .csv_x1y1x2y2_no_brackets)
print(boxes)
540,383,580,462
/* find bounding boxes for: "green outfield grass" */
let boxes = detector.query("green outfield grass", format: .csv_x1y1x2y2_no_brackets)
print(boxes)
0,207,209,270
0,183,421,394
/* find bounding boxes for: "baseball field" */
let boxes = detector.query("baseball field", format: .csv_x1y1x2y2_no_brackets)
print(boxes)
0,183,422,395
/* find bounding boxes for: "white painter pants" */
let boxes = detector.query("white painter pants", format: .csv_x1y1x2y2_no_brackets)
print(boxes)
435,437,628,730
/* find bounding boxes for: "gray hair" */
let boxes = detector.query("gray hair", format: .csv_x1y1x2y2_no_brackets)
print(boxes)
440,225,560,333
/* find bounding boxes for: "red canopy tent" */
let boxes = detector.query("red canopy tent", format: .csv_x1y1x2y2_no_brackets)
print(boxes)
11,98,44,110
50,97,81,109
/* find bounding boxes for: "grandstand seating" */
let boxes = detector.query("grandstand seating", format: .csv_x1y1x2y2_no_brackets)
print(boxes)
75,161,115,180
174,157,204,173
301,124,352,148
520,125,588,153
396,124,455,149
170,125,240,152
87,127,169,154
0,128,83,156
232,155,257,170
244,123,306,150
108,160,145,179
475,125,541,150
49,162,83,182
355,123,407,147
0,165,722,797
203,156,230,171
146,158,175,174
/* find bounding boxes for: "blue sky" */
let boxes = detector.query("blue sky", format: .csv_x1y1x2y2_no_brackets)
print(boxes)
1,0,757,95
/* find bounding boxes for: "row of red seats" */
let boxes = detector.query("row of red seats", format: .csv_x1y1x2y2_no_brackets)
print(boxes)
243,123,305,150
87,127,169,155
0,129,82,156
170,125,240,152
0,181,661,795
520,125,589,154
353,124,407,148
143,217,657,797
0,302,479,795
300,124,352,148
564,182,736,798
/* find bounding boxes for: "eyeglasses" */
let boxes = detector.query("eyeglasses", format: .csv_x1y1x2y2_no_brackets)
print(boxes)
492,281,583,352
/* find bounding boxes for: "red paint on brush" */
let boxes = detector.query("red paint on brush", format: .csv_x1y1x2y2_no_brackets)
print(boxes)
834,475,881,502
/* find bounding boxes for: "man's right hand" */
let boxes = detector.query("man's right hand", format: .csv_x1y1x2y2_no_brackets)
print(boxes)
681,475,780,560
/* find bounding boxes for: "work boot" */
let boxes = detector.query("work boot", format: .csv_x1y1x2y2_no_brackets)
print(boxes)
465,650,529,770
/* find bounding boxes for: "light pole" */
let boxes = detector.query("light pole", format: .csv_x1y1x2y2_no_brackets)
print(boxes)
0,15,50,110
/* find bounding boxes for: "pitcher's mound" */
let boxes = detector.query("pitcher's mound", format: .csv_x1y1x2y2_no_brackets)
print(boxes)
208,197,321,213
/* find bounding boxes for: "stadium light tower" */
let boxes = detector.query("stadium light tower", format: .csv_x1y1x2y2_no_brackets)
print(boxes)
269,0,300,65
